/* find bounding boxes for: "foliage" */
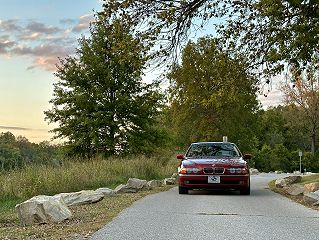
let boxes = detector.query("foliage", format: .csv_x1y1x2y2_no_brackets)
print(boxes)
168,37,259,152
0,132,59,172
101,0,319,77
45,15,166,157
0,153,177,200
280,64,319,154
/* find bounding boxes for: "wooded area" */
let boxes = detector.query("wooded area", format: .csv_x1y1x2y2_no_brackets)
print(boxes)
1,1,319,173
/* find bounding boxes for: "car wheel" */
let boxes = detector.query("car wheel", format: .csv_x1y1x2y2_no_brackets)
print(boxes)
178,186,189,194
240,187,250,195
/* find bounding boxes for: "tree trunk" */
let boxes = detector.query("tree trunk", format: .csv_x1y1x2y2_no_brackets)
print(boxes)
311,132,316,155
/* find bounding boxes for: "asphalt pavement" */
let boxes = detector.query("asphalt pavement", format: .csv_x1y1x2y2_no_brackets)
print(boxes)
90,173,319,240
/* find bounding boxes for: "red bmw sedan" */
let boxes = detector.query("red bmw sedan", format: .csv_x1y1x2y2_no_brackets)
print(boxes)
177,142,251,195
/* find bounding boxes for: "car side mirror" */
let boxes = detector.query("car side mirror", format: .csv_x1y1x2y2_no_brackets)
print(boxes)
243,154,252,160
176,154,185,160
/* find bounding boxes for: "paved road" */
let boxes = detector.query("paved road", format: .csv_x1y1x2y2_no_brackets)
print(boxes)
91,174,319,240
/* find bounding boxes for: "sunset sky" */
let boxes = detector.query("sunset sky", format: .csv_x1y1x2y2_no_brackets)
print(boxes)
0,0,283,143
0,0,103,143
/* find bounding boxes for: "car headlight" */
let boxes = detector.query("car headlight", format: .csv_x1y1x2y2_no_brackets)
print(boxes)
228,168,248,174
179,168,200,174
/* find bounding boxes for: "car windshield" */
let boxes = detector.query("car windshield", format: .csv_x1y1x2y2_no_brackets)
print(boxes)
186,143,241,158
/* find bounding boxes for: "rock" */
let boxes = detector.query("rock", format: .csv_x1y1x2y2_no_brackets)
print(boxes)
303,182,319,194
54,190,104,206
275,170,283,174
164,178,176,185
249,168,259,175
114,184,138,193
275,178,287,188
171,173,179,179
95,188,115,196
285,184,304,196
15,195,72,226
126,178,149,190
303,192,319,205
275,176,302,188
147,180,163,188
284,175,302,184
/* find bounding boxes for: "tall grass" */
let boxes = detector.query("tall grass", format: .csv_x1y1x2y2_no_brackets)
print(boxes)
0,154,178,201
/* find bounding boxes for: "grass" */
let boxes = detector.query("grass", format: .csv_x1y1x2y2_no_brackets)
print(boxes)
0,153,178,239
0,186,175,240
268,174,319,211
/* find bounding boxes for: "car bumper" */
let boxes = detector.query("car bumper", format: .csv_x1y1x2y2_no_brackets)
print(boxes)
179,174,250,190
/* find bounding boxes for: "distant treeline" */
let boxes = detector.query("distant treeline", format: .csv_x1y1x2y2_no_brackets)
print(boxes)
0,132,59,171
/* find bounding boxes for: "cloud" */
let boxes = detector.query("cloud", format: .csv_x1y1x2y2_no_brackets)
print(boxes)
60,18,76,25
0,125,30,131
0,40,15,54
0,19,21,32
72,14,94,33
0,14,94,72
26,21,61,34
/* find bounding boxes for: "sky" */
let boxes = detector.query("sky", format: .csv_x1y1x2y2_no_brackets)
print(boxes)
0,0,283,143
0,0,104,143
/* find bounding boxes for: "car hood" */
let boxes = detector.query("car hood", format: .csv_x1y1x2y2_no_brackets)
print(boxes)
182,157,247,168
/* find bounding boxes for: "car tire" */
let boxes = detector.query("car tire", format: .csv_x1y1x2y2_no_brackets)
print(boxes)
178,186,189,194
240,186,250,195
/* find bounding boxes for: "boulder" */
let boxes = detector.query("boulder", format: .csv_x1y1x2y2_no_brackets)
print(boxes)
249,168,259,175
114,184,138,193
303,192,319,205
126,178,149,190
164,178,176,185
275,176,302,188
275,178,287,188
147,180,163,188
303,182,319,194
54,190,104,206
15,195,72,226
284,175,302,184
95,188,115,196
171,173,179,179
285,184,304,196
275,170,283,174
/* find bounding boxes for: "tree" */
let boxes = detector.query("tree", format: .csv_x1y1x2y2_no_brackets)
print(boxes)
0,132,22,171
101,0,319,77
280,65,319,154
45,16,164,157
168,37,259,152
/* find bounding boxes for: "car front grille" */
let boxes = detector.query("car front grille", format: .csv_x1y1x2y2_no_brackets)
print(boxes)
203,167,225,174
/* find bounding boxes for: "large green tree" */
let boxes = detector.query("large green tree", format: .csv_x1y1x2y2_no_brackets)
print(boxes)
45,16,164,157
168,37,259,152
280,64,319,154
101,0,319,77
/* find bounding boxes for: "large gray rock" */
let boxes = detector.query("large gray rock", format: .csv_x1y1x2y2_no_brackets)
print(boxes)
148,180,163,188
304,182,319,194
171,173,179,179
164,178,176,185
275,176,302,188
249,168,259,175
114,184,138,193
285,184,304,196
126,178,149,190
15,195,72,226
284,175,302,184
275,178,287,188
95,188,115,196
54,190,104,206
303,192,319,205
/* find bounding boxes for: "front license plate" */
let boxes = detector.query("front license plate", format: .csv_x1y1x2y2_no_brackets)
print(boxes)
208,176,220,183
